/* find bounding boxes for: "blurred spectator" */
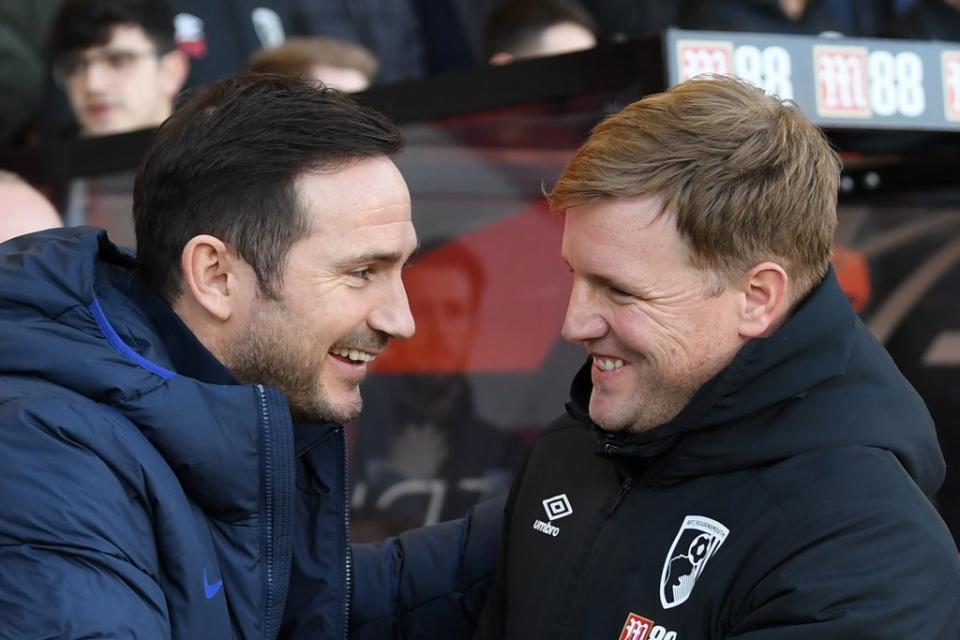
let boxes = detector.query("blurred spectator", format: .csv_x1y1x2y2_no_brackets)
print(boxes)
172,1,425,87
0,172,62,243
174,0,424,86
290,0,427,84
485,0,597,65
579,0,681,41
171,1,305,88
411,0,499,74
680,0,852,35
883,0,960,39
0,1,63,146
351,240,523,538
248,36,378,93
49,0,188,136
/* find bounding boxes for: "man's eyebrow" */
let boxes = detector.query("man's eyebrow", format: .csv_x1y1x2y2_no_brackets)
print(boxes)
335,246,419,269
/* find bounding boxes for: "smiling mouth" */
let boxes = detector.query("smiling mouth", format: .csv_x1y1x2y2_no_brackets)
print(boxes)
329,347,377,364
87,103,116,114
593,355,625,371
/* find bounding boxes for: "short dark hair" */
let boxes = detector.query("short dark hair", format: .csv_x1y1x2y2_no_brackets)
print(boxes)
50,0,176,59
484,0,596,58
134,73,404,304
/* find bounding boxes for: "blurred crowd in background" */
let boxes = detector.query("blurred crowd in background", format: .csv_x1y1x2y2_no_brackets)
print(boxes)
2,0,960,149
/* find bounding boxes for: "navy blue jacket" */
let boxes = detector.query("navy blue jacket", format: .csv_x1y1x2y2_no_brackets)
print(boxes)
477,269,960,639
0,228,498,639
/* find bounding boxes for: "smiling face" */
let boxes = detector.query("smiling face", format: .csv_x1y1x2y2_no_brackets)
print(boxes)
560,195,747,433
225,157,417,424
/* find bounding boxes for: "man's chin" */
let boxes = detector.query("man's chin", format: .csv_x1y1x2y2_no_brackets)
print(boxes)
588,400,634,433
291,391,362,425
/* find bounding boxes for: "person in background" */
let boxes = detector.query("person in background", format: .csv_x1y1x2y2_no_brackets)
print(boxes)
248,36,379,93
883,0,960,39
0,171,62,243
351,240,522,538
577,0,680,42
49,0,188,137
679,0,897,36
484,0,597,65
476,75,960,639
0,1,64,147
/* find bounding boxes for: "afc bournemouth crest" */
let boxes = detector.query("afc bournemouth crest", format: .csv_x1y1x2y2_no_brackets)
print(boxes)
659,515,729,609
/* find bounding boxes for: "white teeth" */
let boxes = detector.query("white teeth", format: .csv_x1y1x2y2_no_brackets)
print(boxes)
595,357,624,371
331,347,375,363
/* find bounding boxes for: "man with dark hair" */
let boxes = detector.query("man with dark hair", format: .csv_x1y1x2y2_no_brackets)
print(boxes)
484,0,596,65
0,73,497,638
476,75,960,638
50,0,188,135
484,0,597,64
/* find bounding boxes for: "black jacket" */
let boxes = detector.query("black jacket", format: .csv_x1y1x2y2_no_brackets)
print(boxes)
476,270,960,639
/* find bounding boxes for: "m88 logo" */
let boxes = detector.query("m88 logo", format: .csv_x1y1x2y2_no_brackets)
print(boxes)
676,39,794,99
618,613,677,640
814,44,926,118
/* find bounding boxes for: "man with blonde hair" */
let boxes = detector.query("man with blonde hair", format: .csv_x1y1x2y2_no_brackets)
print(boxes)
476,75,960,638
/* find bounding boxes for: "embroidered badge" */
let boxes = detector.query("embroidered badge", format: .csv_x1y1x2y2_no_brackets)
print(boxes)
660,515,729,609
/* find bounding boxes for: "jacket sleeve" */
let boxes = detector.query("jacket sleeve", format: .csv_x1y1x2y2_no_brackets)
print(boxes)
0,545,171,638
348,496,504,639
0,400,170,637
725,501,960,639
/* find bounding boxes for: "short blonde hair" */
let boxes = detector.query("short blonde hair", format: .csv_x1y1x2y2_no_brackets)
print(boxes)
549,75,840,298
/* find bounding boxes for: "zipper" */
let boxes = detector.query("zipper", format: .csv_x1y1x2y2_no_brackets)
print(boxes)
341,425,352,640
255,384,294,640
256,384,277,639
606,475,633,517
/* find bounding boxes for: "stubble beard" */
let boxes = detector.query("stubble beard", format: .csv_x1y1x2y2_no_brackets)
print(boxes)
591,359,721,433
224,299,362,425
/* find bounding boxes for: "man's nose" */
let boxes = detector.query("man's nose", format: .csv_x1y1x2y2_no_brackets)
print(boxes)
370,278,416,340
561,278,607,344
82,62,112,92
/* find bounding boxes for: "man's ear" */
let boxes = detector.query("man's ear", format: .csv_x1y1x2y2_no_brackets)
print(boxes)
738,262,790,339
179,235,246,322
160,48,190,97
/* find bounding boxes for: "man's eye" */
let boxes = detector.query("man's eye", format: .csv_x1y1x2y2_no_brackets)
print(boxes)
608,284,633,299
106,52,137,69
350,268,374,281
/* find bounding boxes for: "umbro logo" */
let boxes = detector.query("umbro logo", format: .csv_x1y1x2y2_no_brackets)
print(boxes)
532,493,573,537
